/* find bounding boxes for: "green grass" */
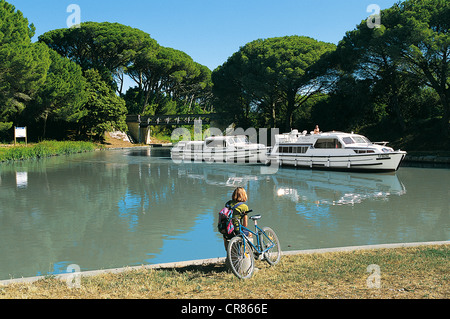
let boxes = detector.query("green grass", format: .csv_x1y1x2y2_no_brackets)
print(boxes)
0,140,100,162
1,244,448,299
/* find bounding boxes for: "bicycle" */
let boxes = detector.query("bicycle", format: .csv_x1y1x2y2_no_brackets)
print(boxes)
226,211,281,279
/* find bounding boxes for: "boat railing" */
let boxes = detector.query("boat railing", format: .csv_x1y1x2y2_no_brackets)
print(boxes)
276,135,295,143
373,141,389,146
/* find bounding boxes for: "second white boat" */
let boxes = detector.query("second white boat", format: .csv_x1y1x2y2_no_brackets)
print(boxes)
267,129,406,172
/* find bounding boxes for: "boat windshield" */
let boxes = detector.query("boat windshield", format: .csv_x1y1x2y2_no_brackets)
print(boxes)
232,136,249,144
343,136,371,144
206,138,225,147
342,137,354,144
353,136,371,143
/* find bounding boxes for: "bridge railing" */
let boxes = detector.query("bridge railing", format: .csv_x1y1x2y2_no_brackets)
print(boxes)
126,114,224,126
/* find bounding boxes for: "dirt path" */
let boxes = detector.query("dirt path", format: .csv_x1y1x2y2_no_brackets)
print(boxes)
102,132,170,148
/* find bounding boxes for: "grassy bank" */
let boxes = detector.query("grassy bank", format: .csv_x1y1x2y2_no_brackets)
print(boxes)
1,244,448,299
0,140,100,162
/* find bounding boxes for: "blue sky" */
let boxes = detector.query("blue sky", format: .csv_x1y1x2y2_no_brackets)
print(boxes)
8,0,399,71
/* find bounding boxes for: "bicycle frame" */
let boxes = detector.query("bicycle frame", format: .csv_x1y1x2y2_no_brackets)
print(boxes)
226,213,281,279
237,219,275,256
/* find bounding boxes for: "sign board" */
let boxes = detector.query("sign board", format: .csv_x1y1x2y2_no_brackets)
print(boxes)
14,126,27,146
15,127,27,138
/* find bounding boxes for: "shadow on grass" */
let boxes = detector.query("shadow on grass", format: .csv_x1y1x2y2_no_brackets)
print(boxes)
158,262,229,276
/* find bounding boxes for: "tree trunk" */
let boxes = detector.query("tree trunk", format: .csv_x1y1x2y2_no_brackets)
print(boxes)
389,81,406,132
285,90,296,132
271,102,276,128
42,111,48,139
440,90,449,138
118,72,124,95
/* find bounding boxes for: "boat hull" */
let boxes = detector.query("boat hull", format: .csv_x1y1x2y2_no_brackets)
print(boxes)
268,151,406,172
171,148,268,164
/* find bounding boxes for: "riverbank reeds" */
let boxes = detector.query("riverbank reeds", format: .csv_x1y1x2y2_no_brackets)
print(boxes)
0,140,100,162
1,244,448,299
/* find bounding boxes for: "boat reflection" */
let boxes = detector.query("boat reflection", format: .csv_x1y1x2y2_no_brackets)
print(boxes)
177,163,406,206
176,163,265,188
273,169,406,206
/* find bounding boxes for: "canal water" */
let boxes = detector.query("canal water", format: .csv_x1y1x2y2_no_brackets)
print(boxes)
0,147,448,280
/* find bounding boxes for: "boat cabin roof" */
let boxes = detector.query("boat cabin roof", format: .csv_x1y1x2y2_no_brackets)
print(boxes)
277,129,372,145
175,135,250,147
205,135,247,141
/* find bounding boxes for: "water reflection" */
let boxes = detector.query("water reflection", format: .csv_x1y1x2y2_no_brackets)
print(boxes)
272,170,406,206
15,171,28,189
126,148,152,157
176,164,265,188
0,148,448,280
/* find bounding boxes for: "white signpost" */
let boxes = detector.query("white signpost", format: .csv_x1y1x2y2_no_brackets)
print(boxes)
14,126,27,146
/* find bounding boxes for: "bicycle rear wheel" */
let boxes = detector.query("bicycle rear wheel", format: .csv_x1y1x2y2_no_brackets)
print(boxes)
226,236,254,279
261,227,281,265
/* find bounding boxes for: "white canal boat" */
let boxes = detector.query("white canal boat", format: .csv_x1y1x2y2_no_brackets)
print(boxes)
171,135,268,163
268,129,406,172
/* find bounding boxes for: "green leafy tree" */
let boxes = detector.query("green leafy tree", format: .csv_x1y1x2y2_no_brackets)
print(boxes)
212,52,257,127
334,0,450,136
127,46,212,115
391,0,450,136
0,0,34,43
0,1,50,135
212,36,336,130
79,69,127,140
29,50,88,138
39,22,158,94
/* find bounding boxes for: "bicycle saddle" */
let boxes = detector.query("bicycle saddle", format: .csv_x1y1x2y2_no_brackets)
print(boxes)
250,215,261,220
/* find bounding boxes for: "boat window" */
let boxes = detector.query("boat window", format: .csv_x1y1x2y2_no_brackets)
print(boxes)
206,139,225,148
343,137,354,144
190,144,203,151
352,136,368,143
233,136,248,144
314,139,342,149
279,146,308,154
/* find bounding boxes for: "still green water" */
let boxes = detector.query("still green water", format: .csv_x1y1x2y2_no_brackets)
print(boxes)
0,147,448,280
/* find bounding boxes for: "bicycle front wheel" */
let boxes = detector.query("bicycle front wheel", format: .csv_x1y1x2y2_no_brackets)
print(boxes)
226,236,254,279
262,227,281,265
